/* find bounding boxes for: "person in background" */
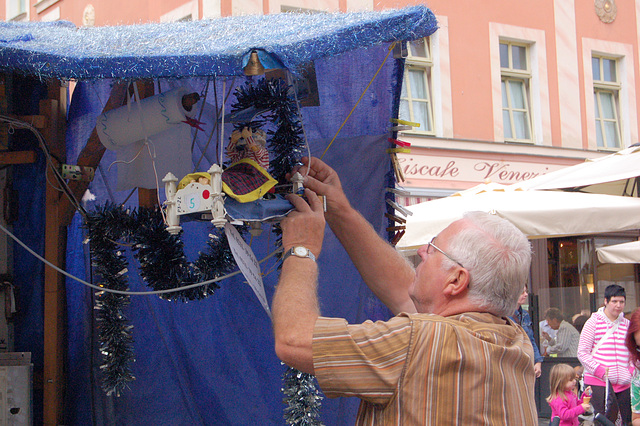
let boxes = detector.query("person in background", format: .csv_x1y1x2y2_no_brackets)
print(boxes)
542,308,580,357
624,307,640,426
572,314,590,334
541,310,559,356
510,286,543,377
547,363,591,426
578,284,632,425
574,365,585,394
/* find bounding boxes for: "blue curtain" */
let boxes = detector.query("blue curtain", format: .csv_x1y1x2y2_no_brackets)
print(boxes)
56,44,400,425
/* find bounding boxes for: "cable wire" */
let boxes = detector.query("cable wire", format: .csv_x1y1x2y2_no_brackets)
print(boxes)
0,113,87,218
0,221,281,296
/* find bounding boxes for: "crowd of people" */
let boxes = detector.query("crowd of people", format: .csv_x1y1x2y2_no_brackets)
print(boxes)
271,156,640,425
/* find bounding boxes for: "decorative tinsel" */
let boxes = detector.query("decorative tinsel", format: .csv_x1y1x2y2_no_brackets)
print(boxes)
84,203,136,396
83,203,237,395
234,79,324,424
131,207,235,302
0,7,438,80
231,77,305,184
282,366,325,426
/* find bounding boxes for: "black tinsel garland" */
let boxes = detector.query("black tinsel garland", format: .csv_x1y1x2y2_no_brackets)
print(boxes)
84,203,136,396
132,207,235,302
233,79,323,425
83,203,237,395
231,77,305,184
282,366,324,426
234,78,324,425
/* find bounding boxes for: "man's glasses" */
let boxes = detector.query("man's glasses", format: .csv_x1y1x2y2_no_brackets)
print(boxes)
427,237,466,269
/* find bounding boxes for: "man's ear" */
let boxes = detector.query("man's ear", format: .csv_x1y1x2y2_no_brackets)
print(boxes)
443,267,470,296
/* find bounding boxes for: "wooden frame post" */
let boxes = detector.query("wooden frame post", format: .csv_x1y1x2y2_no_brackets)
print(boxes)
41,80,67,426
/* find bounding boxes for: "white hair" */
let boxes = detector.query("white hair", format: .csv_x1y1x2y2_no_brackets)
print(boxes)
443,211,532,317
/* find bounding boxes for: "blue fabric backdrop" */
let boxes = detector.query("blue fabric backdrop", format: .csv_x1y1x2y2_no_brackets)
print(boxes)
48,45,401,425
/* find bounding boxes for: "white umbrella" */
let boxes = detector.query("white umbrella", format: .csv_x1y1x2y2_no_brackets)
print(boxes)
514,145,640,196
596,241,640,264
396,186,640,251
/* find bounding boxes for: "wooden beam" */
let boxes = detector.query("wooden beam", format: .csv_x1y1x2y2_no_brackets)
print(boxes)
58,81,128,226
135,80,158,209
18,115,47,129
138,188,158,208
41,89,66,426
0,150,36,165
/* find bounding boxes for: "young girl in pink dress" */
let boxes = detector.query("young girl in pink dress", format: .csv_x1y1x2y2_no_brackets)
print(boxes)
547,363,592,426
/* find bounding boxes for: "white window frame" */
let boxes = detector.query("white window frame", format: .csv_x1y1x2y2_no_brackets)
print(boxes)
500,40,534,143
161,1,199,22
400,37,435,135
592,55,621,149
399,15,452,139
6,0,28,21
490,23,551,145
582,39,637,151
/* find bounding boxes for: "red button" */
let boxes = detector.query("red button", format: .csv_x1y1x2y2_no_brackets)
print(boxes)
202,190,210,199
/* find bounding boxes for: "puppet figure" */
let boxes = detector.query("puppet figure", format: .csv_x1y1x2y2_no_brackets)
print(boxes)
226,127,269,169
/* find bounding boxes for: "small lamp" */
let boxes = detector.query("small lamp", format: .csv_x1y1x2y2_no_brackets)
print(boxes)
585,274,595,294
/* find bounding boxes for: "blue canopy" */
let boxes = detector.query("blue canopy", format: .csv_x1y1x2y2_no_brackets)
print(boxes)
0,6,437,79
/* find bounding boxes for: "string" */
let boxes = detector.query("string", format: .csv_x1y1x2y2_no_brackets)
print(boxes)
289,71,313,179
131,82,167,224
320,41,396,160
193,77,235,172
219,79,227,166
106,142,147,171
0,221,280,296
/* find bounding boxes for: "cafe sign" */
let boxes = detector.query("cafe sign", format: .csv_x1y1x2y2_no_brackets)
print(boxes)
397,153,564,185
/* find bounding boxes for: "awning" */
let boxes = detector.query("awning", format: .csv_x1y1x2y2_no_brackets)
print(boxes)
514,145,640,196
0,6,437,79
596,241,640,264
396,185,640,251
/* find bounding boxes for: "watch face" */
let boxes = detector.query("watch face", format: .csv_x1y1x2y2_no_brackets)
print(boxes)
293,246,308,257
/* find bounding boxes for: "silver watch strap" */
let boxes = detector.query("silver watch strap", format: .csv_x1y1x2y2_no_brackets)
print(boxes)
282,246,316,262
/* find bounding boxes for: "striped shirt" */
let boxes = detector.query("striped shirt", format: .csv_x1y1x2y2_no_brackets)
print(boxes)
577,307,632,391
545,320,580,357
313,312,538,425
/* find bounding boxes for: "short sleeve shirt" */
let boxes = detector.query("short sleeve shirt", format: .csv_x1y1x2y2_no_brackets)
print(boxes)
313,312,538,425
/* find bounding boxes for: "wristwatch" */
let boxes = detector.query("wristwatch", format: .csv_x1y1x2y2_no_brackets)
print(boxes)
282,246,316,262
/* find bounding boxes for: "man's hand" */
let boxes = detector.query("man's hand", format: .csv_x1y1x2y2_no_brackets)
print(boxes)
281,188,326,257
288,157,417,315
288,157,351,221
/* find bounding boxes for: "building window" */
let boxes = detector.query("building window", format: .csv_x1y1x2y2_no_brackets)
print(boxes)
592,55,621,149
399,38,434,134
7,0,28,20
500,41,533,142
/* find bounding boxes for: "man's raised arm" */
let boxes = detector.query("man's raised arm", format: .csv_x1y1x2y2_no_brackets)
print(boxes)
294,157,417,315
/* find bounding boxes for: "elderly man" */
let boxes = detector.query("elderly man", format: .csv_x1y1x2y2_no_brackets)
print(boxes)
542,307,580,357
272,157,538,424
